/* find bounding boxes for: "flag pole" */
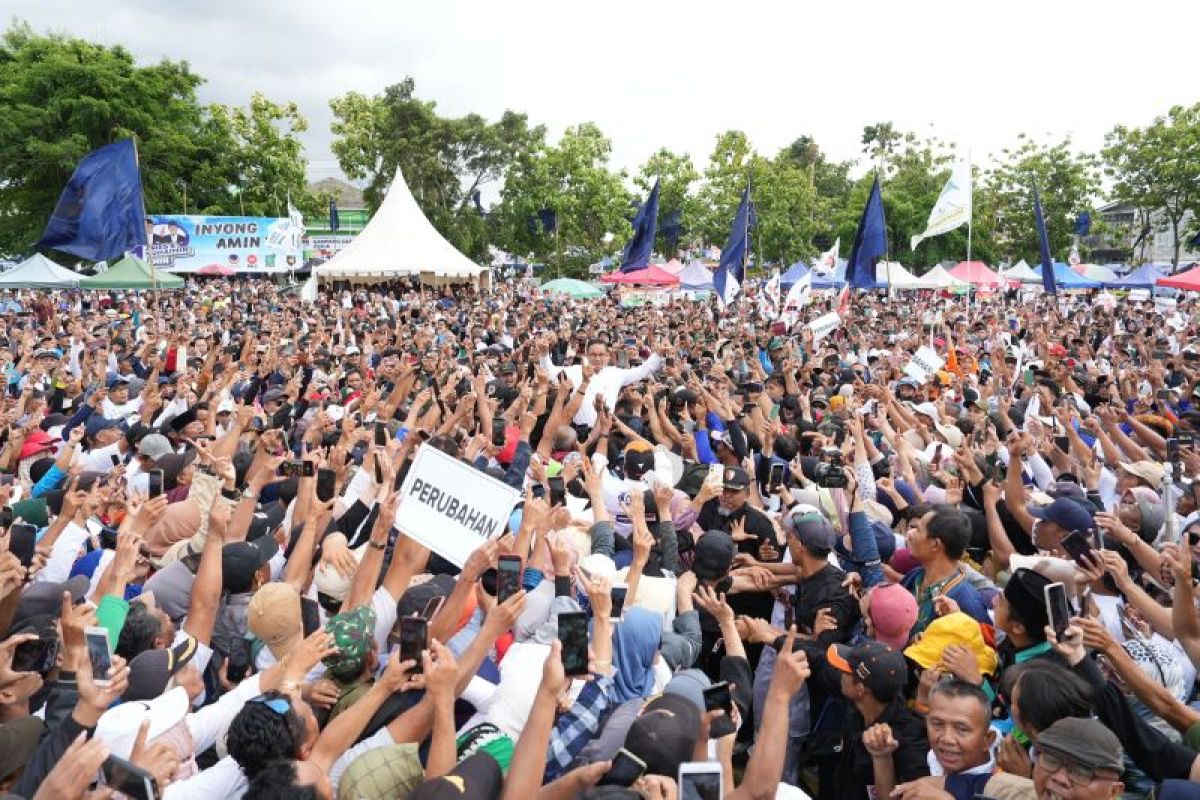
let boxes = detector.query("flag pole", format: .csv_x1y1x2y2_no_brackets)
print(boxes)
131,136,160,306
555,210,563,279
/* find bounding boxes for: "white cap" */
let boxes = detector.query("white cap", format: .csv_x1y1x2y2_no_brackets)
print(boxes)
95,686,190,760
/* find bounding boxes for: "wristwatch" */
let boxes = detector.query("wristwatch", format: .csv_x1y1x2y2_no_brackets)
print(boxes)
368,540,386,551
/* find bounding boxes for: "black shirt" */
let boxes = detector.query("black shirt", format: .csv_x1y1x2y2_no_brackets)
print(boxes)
696,500,780,623
824,695,930,800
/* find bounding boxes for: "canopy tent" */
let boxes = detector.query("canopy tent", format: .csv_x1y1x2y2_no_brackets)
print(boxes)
874,262,921,288
540,278,603,299
79,256,184,290
1073,263,1119,283
196,263,237,276
780,261,809,287
948,261,1004,287
1104,263,1164,289
677,261,714,290
1036,262,1100,289
601,265,679,286
0,254,81,288
923,265,971,289
812,262,847,288
1157,266,1200,291
660,258,685,275
1001,259,1041,284
313,167,488,284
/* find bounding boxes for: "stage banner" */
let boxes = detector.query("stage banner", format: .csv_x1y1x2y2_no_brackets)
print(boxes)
147,215,303,273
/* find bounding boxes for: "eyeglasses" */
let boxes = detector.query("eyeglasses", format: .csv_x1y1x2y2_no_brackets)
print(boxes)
249,695,291,716
1037,750,1112,785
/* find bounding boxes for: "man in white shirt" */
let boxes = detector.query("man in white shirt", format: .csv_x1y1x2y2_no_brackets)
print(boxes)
541,337,664,428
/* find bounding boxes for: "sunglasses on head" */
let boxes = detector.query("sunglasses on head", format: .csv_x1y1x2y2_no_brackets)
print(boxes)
249,695,291,715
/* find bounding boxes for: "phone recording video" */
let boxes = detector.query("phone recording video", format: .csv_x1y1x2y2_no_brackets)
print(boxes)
399,617,428,673
557,611,589,677
85,625,114,686
147,470,164,498
496,555,522,604
1044,581,1072,640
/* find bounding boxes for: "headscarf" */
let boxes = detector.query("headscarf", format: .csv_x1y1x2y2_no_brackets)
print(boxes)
611,607,664,703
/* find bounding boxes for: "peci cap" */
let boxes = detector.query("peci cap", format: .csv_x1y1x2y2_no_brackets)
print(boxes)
1002,567,1051,635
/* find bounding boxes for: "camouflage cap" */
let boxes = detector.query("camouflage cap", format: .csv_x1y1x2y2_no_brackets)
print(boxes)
323,604,377,682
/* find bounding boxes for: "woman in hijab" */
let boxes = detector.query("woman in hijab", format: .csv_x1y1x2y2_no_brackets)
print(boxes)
611,606,665,703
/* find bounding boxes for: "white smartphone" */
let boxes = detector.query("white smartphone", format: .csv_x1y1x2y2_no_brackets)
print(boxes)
85,625,114,686
678,762,723,800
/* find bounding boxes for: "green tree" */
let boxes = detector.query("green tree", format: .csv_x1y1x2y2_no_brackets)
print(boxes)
751,154,819,266
694,131,756,250
493,123,632,276
982,136,1099,264
778,135,852,250
210,93,312,218
1102,104,1200,268
634,148,698,258
329,78,544,260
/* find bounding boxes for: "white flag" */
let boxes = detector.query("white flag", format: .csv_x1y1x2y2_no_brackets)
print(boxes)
759,270,781,318
1068,244,1081,266
911,160,972,250
781,272,812,324
815,238,839,276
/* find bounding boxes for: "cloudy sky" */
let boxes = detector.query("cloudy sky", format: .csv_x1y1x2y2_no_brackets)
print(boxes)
15,0,1200,193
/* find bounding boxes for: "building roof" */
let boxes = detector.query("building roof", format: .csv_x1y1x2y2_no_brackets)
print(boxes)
307,177,366,210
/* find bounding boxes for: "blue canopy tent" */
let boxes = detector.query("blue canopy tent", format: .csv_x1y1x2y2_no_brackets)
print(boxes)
780,261,809,288
678,260,714,290
1103,263,1164,289
1036,262,1100,289
811,262,847,288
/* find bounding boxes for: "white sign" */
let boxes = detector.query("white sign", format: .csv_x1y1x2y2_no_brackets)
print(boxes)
395,445,521,567
1127,289,1150,303
903,345,946,383
1154,296,1177,312
807,311,841,342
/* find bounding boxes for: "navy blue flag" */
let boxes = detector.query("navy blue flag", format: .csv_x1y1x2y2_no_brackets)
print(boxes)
717,184,756,283
661,209,683,246
471,190,484,215
537,208,557,234
844,175,887,290
38,138,146,262
1074,211,1091,237
1034,187,1056,295
620,179,660,271
1188,229,1200,249
329,198,340,232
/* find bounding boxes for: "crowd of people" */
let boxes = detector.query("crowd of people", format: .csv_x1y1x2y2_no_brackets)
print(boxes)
1,276,1199,800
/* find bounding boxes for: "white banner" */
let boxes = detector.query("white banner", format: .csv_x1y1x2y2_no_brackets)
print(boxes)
807,311,841,342
395,445,521,567
911,160,972,251
903,345,946,383
1155,295,1177,312
1127,288,1150,303
814,238,840,276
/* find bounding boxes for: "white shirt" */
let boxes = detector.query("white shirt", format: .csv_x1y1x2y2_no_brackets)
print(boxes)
541,353,664,427
163,756,246,800
34,520,91,585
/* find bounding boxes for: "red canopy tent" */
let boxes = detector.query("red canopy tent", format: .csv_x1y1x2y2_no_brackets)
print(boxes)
601,265,680,286
948,260,1004,288
1157,266,1200,290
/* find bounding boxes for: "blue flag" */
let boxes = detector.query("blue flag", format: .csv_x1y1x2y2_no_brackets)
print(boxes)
1074,211,1091,237
714,184,756,305
1034,187,1056,295
844,176,887,290
537,208,557,234
38,138,146,262
661,209,683,246
620,179,660,271
329,198,340,232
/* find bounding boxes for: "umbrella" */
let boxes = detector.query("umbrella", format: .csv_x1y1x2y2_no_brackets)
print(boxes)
540,278,603,299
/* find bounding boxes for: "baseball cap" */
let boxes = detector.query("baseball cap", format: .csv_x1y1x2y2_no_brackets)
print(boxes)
1035,717,1124,773
826,641,908,700
1119,460,1165,488
623,441,655,481
623,693,701,777
721,466,750,491
1027,497,1094,535
96,685,190,759
136,433,173,460
787,511,836,553
124,636,198,701
247,582,303,661
407,752,502,800
396,574,457,620
11,575,89,629
18,429,57,461
0,717,43,783
692,531,735,581
866,584,918,650
222,537,280,594
904,611,998,677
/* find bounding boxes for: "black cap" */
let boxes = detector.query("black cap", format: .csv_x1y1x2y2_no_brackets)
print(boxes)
623,693,701,777
721,466,750,491
222,537,280,594
827,641,908,699
11,575,89,630
124,635,198,701
693,531,735,581
408,752,502,800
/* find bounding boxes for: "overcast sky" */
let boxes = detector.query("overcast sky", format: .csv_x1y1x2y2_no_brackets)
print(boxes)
14,0,1200,196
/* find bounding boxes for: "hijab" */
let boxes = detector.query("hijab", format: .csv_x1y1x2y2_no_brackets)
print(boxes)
611,607,664,703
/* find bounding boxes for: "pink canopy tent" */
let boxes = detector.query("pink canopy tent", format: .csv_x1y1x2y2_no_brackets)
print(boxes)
197,263,237,276
1157,266,1200,291
601,265,680,286
661,258,684,275
948,260,1004,288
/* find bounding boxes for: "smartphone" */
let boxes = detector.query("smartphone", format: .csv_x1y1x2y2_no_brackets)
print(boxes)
679,762,724,800
242,379,261,406
373,458,384,485
147,469,164,498
374,422,388,447
767,462,785,491
277,460,305,478
1044,582,1071,640
8,522,36,568
610,584,628,622
1059,531,1094,567
101,753,157,800
398,617,428,673
1023,368,1034,388
598,748,648,787
316,468,337,503
110,453,122,467
491,417,507,447
703,680,738,738
557,611,589,677
548,476,566,507
422,596,446,621
496,554,523,604
12,635,58,674
85,625,114,685
991,461,1006,484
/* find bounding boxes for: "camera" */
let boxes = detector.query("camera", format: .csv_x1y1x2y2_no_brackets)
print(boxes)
813,448,848,489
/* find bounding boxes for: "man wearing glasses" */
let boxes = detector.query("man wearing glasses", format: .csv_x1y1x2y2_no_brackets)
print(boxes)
1031,717,1125,800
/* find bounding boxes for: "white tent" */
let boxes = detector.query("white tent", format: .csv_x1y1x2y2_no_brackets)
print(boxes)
874,261,924,288
923,265,970,288
0,254,81,288
314,168,489,284
1001,259,1041,284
